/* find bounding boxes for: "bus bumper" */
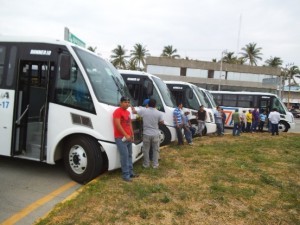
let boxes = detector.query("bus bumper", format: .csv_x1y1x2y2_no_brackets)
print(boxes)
206,122,217,134
99,141,143,171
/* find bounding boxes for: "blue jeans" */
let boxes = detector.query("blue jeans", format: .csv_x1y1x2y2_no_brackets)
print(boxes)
233,122,241,136
115,138,133,180
184,126,192,143
216,122,223,135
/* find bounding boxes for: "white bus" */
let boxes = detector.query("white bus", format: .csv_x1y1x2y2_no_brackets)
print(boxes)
198,87,217,109
165,81,216,135
0,37,143,183
210,91,295,132
119,70,177,146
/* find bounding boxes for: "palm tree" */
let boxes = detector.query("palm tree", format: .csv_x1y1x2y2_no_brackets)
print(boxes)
265,56,283,68
161,45,180,58
110,45,129,69
130,43,150,70
87,46,97,52
222,52,238,64
287,65,300,85
240,42,263,66
127,59,139,71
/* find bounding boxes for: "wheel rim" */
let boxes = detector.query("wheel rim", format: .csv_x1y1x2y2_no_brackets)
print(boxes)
68,145,88,174
278,122,286,132
159,130,165,144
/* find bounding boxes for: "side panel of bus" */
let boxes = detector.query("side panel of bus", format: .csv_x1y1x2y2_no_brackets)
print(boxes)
0,90,15,155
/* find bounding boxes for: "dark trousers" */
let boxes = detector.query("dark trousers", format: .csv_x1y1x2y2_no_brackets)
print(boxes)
271,123,279,135
175,125,184,144
258,121,265,132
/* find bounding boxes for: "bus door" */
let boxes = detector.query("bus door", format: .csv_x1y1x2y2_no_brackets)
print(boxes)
14,60,51,161
259,96,271,114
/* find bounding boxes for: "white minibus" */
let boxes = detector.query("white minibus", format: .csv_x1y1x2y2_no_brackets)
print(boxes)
119,70,177,146
0,37,143,183
165,81,216,135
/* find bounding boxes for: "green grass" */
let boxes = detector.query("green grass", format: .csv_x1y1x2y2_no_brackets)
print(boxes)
35,133,300,225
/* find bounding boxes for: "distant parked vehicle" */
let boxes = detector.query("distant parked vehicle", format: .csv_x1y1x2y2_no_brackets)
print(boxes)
290,108,300,118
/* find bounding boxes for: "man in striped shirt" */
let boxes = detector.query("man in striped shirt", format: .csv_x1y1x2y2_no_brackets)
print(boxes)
173,102,184,145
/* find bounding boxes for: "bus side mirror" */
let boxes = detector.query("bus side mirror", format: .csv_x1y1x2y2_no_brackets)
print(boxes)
59,54,71,80
146,81,153,96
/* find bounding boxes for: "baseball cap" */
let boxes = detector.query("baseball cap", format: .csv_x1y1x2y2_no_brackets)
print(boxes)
142,99,150,106
120,96,130,102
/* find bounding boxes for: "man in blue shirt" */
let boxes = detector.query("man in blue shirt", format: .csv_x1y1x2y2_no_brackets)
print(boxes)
173,102,184,145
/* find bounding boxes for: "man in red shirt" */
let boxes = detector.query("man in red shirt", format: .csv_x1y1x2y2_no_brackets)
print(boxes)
113,96,138,182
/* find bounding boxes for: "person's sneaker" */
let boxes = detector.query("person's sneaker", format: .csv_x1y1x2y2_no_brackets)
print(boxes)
130,174,139,178
188,142,193,145
123,178,132,182
153,165,159,169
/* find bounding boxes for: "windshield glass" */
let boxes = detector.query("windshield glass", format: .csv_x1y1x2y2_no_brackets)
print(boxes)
152,76,176,108
192,86,208,108
272,96,287,115
73,47,132,106
206,90,217,108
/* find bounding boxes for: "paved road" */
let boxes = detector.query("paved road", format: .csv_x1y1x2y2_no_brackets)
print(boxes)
0,157,81,225
293,118,300,132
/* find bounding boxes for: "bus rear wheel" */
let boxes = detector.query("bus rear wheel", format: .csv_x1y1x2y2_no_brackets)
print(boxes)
159,124,171,146
278,121,289,132
64,135,104,184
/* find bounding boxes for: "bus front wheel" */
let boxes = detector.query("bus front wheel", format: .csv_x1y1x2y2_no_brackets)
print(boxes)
159,124,171,146
64,135,104,184
278,121,289,132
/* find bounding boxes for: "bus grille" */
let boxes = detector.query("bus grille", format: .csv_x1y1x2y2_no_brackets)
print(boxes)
71,113,93,129
132,118,143,144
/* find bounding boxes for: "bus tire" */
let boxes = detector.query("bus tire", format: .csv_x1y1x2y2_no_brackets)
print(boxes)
64,135,104,184
159,124,171,146
278,121,289,132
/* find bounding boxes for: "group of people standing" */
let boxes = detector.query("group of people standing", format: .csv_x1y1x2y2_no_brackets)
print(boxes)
112,95,282,182
230,107,281,136
173,102,207,146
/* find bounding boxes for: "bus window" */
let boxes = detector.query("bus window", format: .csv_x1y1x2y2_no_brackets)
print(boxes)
54,58,94,112
0,46,5,86
185,88,199,110
223,94,237,107
144,79,164,111
238,95,254,108
7,46,17,87
213,93,222,106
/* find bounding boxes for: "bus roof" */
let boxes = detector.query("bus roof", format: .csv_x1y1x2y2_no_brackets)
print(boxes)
0,36,71,45
164,80,196,87
210,90,277,97
118,69,161,80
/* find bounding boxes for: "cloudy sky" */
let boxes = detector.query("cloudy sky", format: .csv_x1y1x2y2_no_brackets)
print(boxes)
1,0,299,67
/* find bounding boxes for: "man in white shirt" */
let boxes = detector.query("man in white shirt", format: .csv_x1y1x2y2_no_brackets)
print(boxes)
268,108,281,135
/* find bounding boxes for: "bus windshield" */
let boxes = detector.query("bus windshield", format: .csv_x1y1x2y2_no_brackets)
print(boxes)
205,90,217,108
192,86,208,108
152,76,176,108
73,47,131,106
272,96,288,114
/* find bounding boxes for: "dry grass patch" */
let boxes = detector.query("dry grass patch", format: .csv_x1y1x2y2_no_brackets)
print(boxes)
36,133,300,225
